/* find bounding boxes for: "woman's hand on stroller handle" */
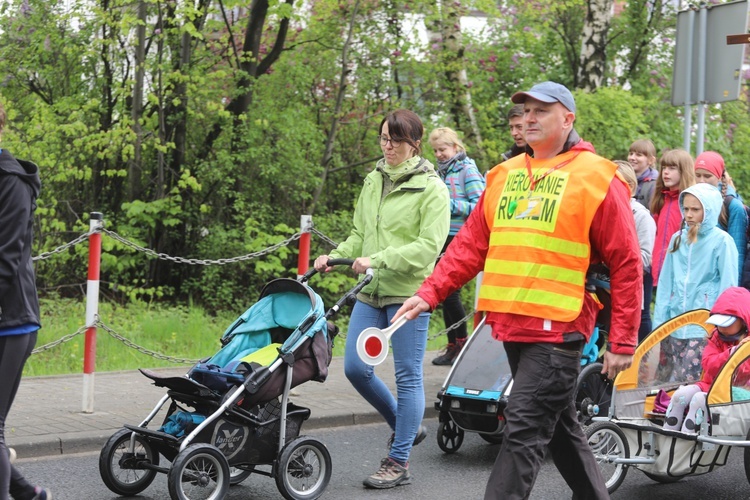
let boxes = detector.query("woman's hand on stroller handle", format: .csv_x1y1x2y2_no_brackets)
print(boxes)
304,257,374,286
310,256,373,275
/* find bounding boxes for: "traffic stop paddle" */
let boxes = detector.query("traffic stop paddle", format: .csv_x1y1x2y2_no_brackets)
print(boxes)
356,315,409,366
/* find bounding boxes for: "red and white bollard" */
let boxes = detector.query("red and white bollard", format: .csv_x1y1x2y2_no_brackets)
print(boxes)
297,215,312,279
82,212,103,413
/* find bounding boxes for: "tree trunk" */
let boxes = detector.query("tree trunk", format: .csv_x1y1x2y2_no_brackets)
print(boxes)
199,0,294,160
309,0,361,215
435,1,485,164
129,0,146,202
577,0,614,91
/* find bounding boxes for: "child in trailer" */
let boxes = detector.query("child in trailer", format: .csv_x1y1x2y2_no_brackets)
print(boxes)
653,183,738,383
664,287,750,433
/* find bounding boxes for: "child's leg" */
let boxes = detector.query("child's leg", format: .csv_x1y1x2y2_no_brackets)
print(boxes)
663,384,702,431
681,391,708,433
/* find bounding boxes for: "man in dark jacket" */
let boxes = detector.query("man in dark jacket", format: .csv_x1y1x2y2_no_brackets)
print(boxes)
0,101,51,500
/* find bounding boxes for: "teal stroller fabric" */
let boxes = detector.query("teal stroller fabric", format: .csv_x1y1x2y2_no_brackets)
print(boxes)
207,279,328,369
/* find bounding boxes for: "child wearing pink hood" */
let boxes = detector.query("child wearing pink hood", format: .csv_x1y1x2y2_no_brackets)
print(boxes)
663,286,750,433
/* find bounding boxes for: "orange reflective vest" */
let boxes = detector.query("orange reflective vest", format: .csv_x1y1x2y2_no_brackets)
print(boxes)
478,151,617,322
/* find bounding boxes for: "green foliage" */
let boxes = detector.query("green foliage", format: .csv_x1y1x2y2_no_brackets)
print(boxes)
26,297,236,376
574,87,653,159
27,295,470,375
0,0,748,319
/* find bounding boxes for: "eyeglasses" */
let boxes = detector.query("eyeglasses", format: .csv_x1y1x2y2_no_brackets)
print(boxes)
378,135,402,147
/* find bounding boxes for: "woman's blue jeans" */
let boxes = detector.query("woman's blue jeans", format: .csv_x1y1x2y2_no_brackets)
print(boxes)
344,301,429,464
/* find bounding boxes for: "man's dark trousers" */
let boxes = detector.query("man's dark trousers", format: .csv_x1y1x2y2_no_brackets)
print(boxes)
484,340,610,500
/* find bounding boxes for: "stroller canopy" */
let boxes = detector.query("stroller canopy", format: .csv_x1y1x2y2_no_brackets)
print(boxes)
208,279,327,368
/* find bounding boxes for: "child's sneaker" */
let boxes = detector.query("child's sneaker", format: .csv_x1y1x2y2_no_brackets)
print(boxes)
363,457,410,489
31,487,52,500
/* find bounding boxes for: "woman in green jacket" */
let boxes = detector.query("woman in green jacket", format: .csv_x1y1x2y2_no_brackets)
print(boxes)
314,109,449,489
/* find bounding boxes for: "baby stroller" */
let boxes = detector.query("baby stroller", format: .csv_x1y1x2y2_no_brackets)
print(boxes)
98,260,369,500
434,276,612,453
582,309,750,495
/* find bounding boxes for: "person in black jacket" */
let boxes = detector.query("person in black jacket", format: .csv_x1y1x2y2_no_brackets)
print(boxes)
0,101,51,500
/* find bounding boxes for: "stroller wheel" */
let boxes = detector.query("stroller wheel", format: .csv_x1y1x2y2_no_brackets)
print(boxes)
437,420,464,453
168,443,230,500
229,465,254,486
275,436,332,500
99,428,160,496
584,421,629,494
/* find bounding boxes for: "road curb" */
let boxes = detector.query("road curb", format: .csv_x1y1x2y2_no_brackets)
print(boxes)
11,408,440,460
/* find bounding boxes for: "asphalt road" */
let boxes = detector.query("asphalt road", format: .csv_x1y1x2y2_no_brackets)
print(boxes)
12,421,750,499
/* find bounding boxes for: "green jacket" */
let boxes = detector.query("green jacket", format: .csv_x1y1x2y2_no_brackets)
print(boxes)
330,157,450,306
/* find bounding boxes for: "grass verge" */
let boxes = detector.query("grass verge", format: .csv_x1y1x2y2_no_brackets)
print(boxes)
26,297,466,376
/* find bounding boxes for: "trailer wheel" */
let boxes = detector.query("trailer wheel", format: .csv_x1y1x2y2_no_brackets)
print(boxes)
437,419,464,453
584,421,629,494
574,362,613,425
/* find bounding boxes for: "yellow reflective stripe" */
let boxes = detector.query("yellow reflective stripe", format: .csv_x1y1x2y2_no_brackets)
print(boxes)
484,259,585,286
479,284,581,312
489,231,589,258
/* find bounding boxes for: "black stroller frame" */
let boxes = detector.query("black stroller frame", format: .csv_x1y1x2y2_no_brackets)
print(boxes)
98,260,368,500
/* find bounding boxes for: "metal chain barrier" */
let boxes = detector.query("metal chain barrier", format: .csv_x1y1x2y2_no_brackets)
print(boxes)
30,224,476,359
32,232,90,262
309,227,476,343
101,228,301,265
97,319,198,364
428,313,473,341
310,227,339,248
31,324,88,354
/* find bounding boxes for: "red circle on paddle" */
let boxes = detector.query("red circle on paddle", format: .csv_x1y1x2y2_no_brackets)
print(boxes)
365,336,383,358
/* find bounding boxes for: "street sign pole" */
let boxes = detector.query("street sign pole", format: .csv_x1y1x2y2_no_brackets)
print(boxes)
672,0,748,155
695,8,708,156
682,9,695,153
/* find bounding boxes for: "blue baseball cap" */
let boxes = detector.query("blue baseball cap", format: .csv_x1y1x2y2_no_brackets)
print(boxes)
511,81,576,113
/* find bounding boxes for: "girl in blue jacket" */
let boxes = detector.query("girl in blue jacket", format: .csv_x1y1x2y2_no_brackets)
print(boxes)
654,183,738,383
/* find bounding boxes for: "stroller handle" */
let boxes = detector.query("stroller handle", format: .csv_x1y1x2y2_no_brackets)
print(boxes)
300,258,361,281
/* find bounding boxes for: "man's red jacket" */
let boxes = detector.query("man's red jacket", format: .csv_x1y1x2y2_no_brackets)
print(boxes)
417,141,642,355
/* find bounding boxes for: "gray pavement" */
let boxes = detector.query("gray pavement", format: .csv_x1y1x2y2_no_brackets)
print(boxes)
6,352,450,459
